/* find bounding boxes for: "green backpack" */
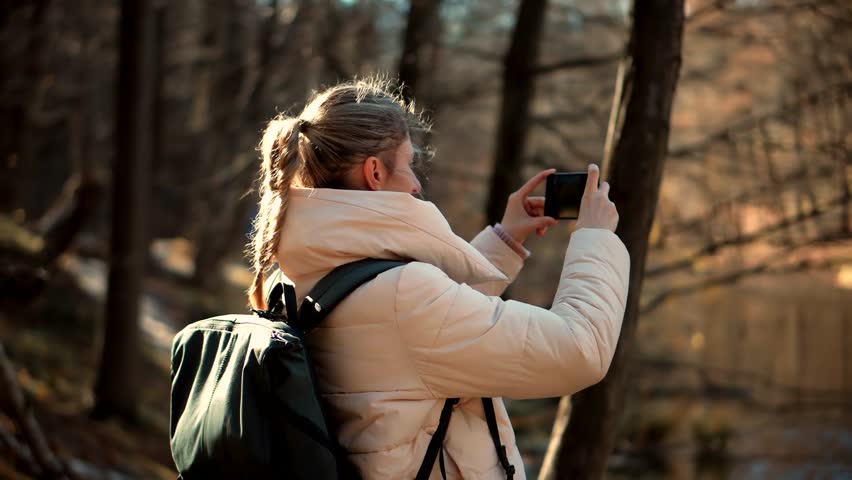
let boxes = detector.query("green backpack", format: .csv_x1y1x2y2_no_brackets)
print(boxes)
169,258,516,480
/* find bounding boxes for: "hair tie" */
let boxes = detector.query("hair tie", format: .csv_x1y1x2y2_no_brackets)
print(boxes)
297,118,310,131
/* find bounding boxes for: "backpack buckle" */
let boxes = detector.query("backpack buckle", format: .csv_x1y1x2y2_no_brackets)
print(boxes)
304,296,323,312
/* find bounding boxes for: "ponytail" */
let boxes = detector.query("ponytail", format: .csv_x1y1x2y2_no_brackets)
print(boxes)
248,117,305,309
246,77,432,308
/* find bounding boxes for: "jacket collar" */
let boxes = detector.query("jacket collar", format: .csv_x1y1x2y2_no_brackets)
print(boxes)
275,188,507,289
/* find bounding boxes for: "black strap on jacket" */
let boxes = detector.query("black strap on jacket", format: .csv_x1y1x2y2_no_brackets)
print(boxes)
415,398,458,480
295,259,408,334
483,398,515,479
415,398,516,480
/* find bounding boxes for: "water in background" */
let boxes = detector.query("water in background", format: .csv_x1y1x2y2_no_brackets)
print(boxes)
620,272,852,479
510,270,852,479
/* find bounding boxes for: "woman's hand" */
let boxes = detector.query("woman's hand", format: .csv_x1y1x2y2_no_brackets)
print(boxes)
575,164,619,232
500,169,559,244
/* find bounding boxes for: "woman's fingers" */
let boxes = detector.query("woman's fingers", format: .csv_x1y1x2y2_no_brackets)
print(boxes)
525,197,545,208
516,169,555,199
533,215,557,229
524,205,545,217
584,164,600,196
576,168,619,233
534,216,557,236
523,196,546,216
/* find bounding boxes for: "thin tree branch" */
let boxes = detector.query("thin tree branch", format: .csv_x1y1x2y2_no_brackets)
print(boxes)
444,44,502,62
685,0,735,23
642,251,852,313
0,342,71,480
602,57,631,179
155,152,257,196
659,162,838,234
531,52,621,75
530,107,599,125
0,422,38,476
429,73,501,108
647,193,849,277
427,163,489,182
640,355,852,399
685,0,829,24
669,80,852,160
534,120,600,163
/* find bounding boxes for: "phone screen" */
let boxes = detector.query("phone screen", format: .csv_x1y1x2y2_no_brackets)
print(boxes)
544,173,588,220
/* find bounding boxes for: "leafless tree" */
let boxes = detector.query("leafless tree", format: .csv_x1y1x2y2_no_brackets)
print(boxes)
540,0,685,477
92,0,157,420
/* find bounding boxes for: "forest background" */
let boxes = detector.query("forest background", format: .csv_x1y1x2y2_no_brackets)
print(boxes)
1,0,850,479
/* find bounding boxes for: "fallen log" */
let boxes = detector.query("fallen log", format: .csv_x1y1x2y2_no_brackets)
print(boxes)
0,341,70,480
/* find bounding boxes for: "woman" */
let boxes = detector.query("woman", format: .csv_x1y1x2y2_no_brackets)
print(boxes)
248,79,629,479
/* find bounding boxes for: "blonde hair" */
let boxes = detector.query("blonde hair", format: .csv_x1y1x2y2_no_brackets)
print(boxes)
247,78,429,309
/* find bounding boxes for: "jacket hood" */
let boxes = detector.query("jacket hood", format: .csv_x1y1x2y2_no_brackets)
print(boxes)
275,187,508,292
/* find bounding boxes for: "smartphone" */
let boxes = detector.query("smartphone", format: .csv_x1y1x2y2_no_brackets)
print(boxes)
544,172,590,220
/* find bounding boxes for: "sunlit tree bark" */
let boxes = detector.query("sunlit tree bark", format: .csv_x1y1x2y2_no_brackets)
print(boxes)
539,1,685,478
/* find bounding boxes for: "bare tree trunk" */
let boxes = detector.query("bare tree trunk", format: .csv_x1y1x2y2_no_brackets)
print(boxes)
398,0,442,104
484,0,548,226
190,0,248,289
92,0,156,420
0,0,51,213
398,0,442,193
539,1,684,478
318,0,350,83
150,2,165,176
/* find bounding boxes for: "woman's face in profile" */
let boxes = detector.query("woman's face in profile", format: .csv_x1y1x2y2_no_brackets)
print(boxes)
382,138,422,196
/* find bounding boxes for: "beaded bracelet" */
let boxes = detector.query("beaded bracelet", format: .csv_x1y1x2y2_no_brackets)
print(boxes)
493,223,531,259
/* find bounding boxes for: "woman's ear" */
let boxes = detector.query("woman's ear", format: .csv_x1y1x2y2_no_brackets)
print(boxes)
362,156,384,191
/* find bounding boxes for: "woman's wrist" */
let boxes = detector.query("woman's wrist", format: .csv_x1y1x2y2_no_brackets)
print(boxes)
494,223,531,259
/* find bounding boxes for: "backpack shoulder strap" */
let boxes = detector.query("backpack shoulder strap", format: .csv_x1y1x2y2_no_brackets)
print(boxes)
482,398,516,479
292,258,407,334
415,398,459,480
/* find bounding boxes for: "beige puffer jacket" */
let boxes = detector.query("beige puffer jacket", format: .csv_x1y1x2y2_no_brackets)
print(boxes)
274,187,630,479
